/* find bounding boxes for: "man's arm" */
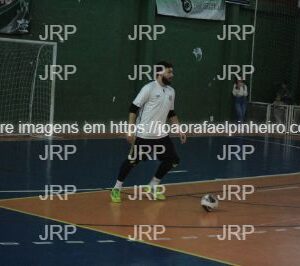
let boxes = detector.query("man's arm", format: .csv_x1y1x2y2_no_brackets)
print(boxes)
168,112,187,144
168,113,179,125
126,104,139,143
127,112,137,143
126,84,150,143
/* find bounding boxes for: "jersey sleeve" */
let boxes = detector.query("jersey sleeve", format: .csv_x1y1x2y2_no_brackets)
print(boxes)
244,85,248,97
170,90,175,110
132,84,151,107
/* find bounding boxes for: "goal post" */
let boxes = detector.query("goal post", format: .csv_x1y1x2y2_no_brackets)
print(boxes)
0,37,57,127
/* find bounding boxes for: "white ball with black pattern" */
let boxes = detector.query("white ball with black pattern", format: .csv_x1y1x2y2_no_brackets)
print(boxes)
201,194,218,212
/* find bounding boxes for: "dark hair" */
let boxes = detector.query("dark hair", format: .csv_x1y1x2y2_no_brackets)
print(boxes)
155,61,173,73
234,76,245,85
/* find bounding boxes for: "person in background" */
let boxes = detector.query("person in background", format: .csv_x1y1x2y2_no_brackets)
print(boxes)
272,94,284,124
232,77,248,123
278,81,293,105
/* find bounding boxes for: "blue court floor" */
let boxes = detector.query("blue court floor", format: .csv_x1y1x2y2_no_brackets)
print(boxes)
0,135,300,265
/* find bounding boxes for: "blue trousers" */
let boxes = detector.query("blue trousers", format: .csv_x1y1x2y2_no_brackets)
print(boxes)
234,97,247,123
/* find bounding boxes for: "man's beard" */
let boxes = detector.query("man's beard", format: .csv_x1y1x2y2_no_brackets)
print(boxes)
162,76,172,85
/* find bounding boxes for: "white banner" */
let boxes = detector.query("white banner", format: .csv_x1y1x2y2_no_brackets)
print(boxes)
226,0,249,6
156,0,225,21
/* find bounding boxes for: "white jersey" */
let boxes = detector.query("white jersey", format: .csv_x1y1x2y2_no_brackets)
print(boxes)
133,81,175,139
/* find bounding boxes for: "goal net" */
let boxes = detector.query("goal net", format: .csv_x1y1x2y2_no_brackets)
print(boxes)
0,38,57,127
250,0,299,103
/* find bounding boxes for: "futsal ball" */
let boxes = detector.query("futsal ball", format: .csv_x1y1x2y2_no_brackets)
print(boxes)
201,194,218,212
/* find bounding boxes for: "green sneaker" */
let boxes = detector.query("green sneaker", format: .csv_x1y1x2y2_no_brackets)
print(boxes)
111,188,121,203
143,185,166,200
152,186,166,200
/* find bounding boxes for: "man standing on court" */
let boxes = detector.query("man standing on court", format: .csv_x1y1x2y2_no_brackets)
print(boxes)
111,61,186,203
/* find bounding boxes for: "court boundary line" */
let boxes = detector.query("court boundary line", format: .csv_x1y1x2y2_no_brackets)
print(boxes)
2,133,300,143
219,200,300,209
0,205,235,266
0,171,300,202
234,136,300,150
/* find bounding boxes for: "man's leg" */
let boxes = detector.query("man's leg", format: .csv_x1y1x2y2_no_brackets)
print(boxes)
148,136,180,200
111,139,142,203
114,159,139,187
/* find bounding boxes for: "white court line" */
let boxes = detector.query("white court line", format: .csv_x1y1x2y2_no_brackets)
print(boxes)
208,235,219,238
156,237,171,241
294,227,300,230
235,136,300,150
97,240,115,243
1,171,300,196
275,229,287,232
259,217,300,226
0,188,104,193
181,236,198,240
254,231,267,234
214,171,300,183
0,190,49,193
65,241,84,244
258,186,299,192
124,171,300,189
32,241,53,245
0,242,20,245
169,170,188,174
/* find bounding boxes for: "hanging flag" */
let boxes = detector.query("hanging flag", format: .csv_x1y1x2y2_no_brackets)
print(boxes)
0,0,30,34
156,0,226,21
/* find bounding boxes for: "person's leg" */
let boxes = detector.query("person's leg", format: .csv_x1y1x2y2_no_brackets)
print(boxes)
114,158,139,188
241,99,247,122
111,138,142,203
148,136,180,199
235,99,243,122
274,109,281,124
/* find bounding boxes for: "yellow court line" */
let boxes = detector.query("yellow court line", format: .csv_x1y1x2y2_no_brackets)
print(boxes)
0,205,237,266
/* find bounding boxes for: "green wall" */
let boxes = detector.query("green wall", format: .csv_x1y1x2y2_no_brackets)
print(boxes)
28,0,246,123
2,0,299,122
30,0,145,123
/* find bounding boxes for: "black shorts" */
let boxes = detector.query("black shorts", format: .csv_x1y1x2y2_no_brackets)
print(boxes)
128,136,179,163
